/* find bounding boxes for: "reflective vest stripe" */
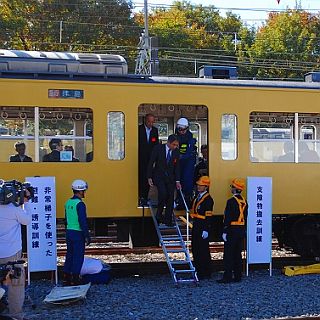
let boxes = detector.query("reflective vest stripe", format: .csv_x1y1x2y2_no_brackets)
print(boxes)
190,213,206,220
205,211,213,217
180,143,188,154
230,195,246,226
190,193,210,220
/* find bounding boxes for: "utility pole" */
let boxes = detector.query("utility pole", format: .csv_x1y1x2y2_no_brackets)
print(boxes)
59,21,63,43
135,0,152,75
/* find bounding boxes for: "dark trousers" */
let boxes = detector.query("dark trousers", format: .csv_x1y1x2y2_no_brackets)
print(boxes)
179,157,195,206
223,227,245,281
155,179,175,222
139,160,149,200
192,223,211,278
64,230,85,275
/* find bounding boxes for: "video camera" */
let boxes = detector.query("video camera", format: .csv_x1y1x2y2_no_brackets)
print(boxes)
0,261,24,283
0,180,34,207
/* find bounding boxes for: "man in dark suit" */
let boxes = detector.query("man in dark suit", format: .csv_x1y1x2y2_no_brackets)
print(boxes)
147,134,181,226
9,141,33,162
43,138,63,162
138,114,159,205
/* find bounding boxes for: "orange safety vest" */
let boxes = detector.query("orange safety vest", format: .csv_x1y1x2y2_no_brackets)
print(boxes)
190,193,213,220
230,195,247,226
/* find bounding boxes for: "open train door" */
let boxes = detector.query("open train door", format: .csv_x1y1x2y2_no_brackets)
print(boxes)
132,104,208,246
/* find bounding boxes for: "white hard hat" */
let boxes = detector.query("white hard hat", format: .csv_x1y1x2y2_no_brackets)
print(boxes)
176,117,189,128
71,179,88,191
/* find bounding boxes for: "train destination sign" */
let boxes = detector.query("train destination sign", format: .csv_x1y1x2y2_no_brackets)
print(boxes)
48,89,84,99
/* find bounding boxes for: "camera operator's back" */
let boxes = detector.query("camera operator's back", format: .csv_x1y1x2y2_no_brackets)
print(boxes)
0,203,31,258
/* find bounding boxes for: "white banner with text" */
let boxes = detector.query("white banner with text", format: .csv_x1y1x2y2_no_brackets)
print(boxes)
247,177,272,264
26,176,57,273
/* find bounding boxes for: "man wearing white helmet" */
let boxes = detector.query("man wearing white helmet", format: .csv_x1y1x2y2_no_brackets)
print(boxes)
175,117,197,208
63,179,91,286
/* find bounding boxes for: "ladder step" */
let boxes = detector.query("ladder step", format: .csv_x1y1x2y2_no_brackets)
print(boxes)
170,260,191,265
165,248,186,253
174,269,195,273
162,236,181,241
159,225,177,230
162,242,183,247
177,279,198,283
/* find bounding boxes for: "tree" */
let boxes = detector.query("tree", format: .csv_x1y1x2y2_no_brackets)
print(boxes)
248,10,320,79
134,1,246,75
0,0,42,50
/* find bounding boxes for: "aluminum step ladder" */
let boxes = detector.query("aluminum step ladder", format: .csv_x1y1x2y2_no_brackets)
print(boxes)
150,204,198,285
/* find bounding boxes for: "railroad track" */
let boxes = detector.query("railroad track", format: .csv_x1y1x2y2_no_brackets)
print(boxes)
57,242,280,256
32,256,315,280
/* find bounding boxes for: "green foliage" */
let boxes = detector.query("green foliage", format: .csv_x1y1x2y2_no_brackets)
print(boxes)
135,1,244,75
0,1,320,79
248,10,320,79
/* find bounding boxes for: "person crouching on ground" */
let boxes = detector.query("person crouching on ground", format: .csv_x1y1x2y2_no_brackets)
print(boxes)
190,176,214,280
217,178,248,284
63,179,91,286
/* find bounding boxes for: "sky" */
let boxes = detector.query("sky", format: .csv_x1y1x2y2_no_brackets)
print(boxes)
132,0,320,26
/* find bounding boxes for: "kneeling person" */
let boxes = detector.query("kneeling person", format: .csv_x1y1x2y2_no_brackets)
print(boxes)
191,176,214,280
63,179,91,286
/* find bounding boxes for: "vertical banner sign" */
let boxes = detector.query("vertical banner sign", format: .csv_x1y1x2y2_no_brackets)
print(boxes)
26,177,57,282
247,177,272,274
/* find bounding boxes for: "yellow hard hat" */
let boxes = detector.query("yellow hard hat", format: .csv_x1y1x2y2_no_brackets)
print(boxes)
196,176,210,187
231,178,245,191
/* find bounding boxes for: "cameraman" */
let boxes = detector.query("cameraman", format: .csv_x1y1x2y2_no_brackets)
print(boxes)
0,188,31,320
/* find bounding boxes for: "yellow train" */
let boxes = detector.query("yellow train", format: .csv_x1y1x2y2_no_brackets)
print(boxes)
0,50,319,257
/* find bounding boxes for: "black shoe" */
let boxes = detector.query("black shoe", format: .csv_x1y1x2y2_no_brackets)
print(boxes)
71,274,82,286
233,278,241,283
216,278,233,284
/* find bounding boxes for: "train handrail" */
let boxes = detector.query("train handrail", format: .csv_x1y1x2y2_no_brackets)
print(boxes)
179,189,190,247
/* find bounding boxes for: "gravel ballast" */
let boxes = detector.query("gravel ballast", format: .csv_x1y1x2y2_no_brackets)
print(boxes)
24,269,320,320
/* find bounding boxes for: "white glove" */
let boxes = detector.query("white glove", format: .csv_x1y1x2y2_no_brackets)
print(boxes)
222,233,227,242
202,231,209,239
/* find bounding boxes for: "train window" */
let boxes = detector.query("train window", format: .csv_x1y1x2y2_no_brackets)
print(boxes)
298,114,320,162
250,112,320,163
250,112,294,162
0,106,93,162
0,107,35,162
39,108,93,162
154,122,169,141
221,114,237,160
107,112,125,160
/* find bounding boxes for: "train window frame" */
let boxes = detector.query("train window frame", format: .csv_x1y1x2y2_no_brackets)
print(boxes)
0,106,93,163
107,111,125,161
250,112,320,163
221,114,237,161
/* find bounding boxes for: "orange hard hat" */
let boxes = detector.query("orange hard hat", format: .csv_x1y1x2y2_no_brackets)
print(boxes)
231,178,245,191
196,176,210,187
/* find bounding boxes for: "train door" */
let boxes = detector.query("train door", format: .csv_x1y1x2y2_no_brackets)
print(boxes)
137,104,208,207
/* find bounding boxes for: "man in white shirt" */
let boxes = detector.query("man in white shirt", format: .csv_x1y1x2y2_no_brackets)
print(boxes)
0,187,31,320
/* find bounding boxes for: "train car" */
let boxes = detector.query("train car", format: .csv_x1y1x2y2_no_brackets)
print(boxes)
0,50,320,257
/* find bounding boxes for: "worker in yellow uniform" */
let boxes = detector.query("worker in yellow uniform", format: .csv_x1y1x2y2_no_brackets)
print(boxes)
217,178,248,283
190,176,214,280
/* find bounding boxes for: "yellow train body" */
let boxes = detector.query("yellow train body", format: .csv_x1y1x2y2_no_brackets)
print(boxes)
1,77,320,218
